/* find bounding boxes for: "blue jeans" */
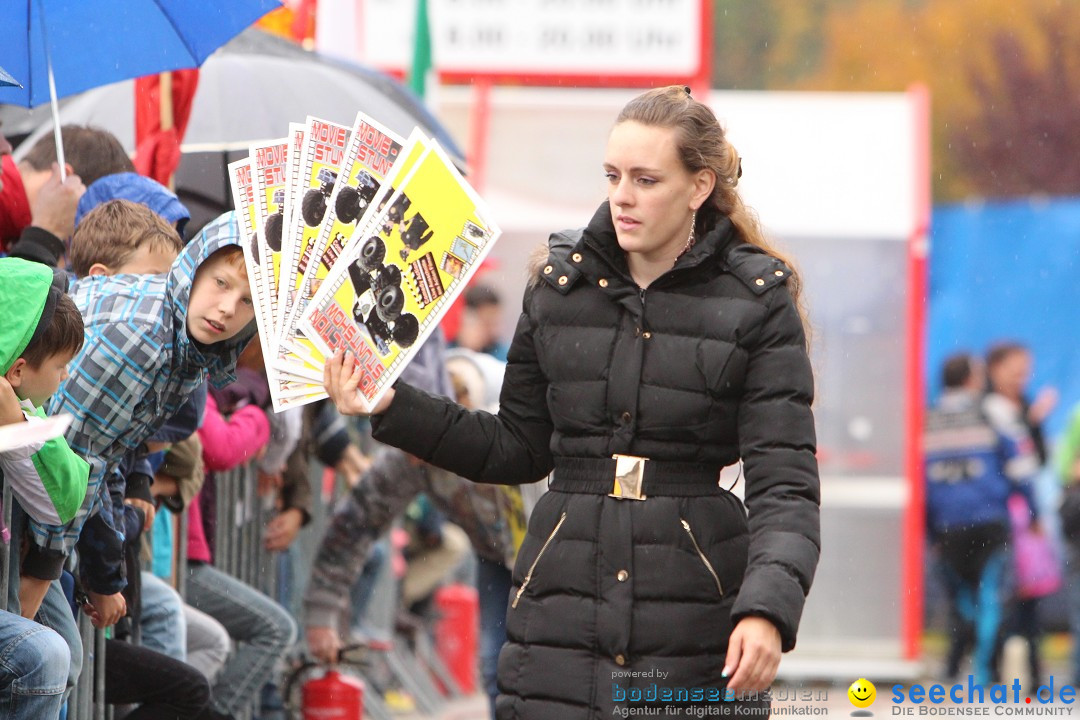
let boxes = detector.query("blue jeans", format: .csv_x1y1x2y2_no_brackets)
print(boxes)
34,581,81,696
476,555,511,719
0,610,70,720
138,572,187,661
184,563,296,716
4,504,82,695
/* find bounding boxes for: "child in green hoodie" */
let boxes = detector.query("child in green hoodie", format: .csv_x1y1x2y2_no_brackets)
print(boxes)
0,257,90,618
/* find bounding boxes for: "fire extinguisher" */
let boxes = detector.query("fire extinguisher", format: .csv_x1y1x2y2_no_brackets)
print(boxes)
285,662,365,720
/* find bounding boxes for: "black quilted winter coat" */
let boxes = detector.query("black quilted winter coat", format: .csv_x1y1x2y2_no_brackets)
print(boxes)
372,202,821,719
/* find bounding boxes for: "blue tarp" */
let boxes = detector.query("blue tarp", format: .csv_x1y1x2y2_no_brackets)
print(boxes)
929,198,1080,441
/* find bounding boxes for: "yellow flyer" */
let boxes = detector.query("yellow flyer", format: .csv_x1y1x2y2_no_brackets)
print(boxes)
229,157,276,372
277,116,352,368
251,133,324,386
230,156,321,405
299,141,501,409
280,112,404,369
282,121,307,242
297,131,429,355
250,136,291,346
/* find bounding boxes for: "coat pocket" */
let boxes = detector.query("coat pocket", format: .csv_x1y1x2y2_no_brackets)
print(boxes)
680,518,725,597
512,511,567,609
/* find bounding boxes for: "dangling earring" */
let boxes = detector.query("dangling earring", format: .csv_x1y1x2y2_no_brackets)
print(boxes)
680,210,697,256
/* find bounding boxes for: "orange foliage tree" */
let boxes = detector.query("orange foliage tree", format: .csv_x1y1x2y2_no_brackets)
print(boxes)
801,0,1080,200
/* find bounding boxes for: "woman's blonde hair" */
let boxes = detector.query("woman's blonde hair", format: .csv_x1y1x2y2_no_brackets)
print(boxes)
616,86,804,309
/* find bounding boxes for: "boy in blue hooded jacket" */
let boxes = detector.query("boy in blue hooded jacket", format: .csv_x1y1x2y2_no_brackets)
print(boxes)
37,211,257,629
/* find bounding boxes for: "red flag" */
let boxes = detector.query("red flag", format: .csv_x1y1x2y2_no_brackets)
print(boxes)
291,0,318,44
133,69,199,186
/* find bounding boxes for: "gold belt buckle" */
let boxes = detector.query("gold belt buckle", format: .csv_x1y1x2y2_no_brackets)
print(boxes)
609,454,647,500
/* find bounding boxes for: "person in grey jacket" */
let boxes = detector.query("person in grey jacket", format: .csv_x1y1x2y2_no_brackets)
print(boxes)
304,331,525,654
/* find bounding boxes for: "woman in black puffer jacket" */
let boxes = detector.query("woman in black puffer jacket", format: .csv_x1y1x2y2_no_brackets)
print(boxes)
326,86,820,720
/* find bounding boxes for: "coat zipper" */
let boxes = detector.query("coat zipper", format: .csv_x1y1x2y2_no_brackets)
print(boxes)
680,518,724,596
512,512,568,608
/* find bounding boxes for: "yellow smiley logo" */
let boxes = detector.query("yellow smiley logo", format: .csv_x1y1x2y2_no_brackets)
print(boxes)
848,678,876,709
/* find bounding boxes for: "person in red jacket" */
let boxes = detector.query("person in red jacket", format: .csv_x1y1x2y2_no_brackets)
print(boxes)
2,125,134,262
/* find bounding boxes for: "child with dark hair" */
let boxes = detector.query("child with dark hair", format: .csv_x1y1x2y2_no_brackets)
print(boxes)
0,258,89,618
0,257,89,718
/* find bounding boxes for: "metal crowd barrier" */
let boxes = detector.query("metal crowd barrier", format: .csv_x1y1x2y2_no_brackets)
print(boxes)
3,450,473,720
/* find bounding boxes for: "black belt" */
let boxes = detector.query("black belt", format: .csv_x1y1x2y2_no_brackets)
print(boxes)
551,456,723,499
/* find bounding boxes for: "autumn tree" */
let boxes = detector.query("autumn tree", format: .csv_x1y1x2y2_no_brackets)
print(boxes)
952,5,1080,196
802,0,1080,200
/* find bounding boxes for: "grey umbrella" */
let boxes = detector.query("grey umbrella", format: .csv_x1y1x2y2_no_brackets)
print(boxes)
1,28,465,235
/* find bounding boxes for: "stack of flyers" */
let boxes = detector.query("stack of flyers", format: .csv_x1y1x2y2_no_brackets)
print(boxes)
230,111,501,412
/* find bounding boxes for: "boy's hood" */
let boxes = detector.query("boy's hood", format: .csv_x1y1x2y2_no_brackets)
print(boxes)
76,172,191,235
0,257,58,374
166,211,257,387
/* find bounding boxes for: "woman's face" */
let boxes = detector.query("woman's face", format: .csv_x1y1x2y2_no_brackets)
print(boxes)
989,350,1032,400
603,121,712,263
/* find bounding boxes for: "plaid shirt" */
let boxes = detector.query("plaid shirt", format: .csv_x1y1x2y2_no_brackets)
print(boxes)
36,213,255,563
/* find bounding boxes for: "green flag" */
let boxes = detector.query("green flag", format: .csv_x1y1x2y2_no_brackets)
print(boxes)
409,0,432,99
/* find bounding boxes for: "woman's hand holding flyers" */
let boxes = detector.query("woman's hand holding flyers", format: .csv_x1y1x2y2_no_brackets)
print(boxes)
722,616,781,694
324,349,395,417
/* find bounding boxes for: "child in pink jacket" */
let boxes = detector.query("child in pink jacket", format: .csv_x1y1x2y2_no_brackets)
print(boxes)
188,383,295,718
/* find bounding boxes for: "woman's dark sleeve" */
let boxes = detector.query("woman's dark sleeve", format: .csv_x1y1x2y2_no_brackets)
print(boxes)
371,288,555,485
730,285,821,652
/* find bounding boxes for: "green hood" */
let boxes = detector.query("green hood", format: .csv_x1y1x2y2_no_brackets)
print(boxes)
0,257,54,374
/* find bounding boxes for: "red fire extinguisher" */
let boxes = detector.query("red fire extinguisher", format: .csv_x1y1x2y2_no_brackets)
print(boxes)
435,583,479,694
301,669,364,720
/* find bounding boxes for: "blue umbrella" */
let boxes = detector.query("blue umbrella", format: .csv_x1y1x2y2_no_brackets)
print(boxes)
0,66,20,88
1,1,280,107
0,0,280,173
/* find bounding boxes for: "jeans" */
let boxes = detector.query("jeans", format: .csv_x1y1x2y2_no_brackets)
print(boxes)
0,609,70,720
476,555,511,719
185,563,296,715
34,581,82,695
4,504,81,694
139,572,187,661
184,603,231,683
